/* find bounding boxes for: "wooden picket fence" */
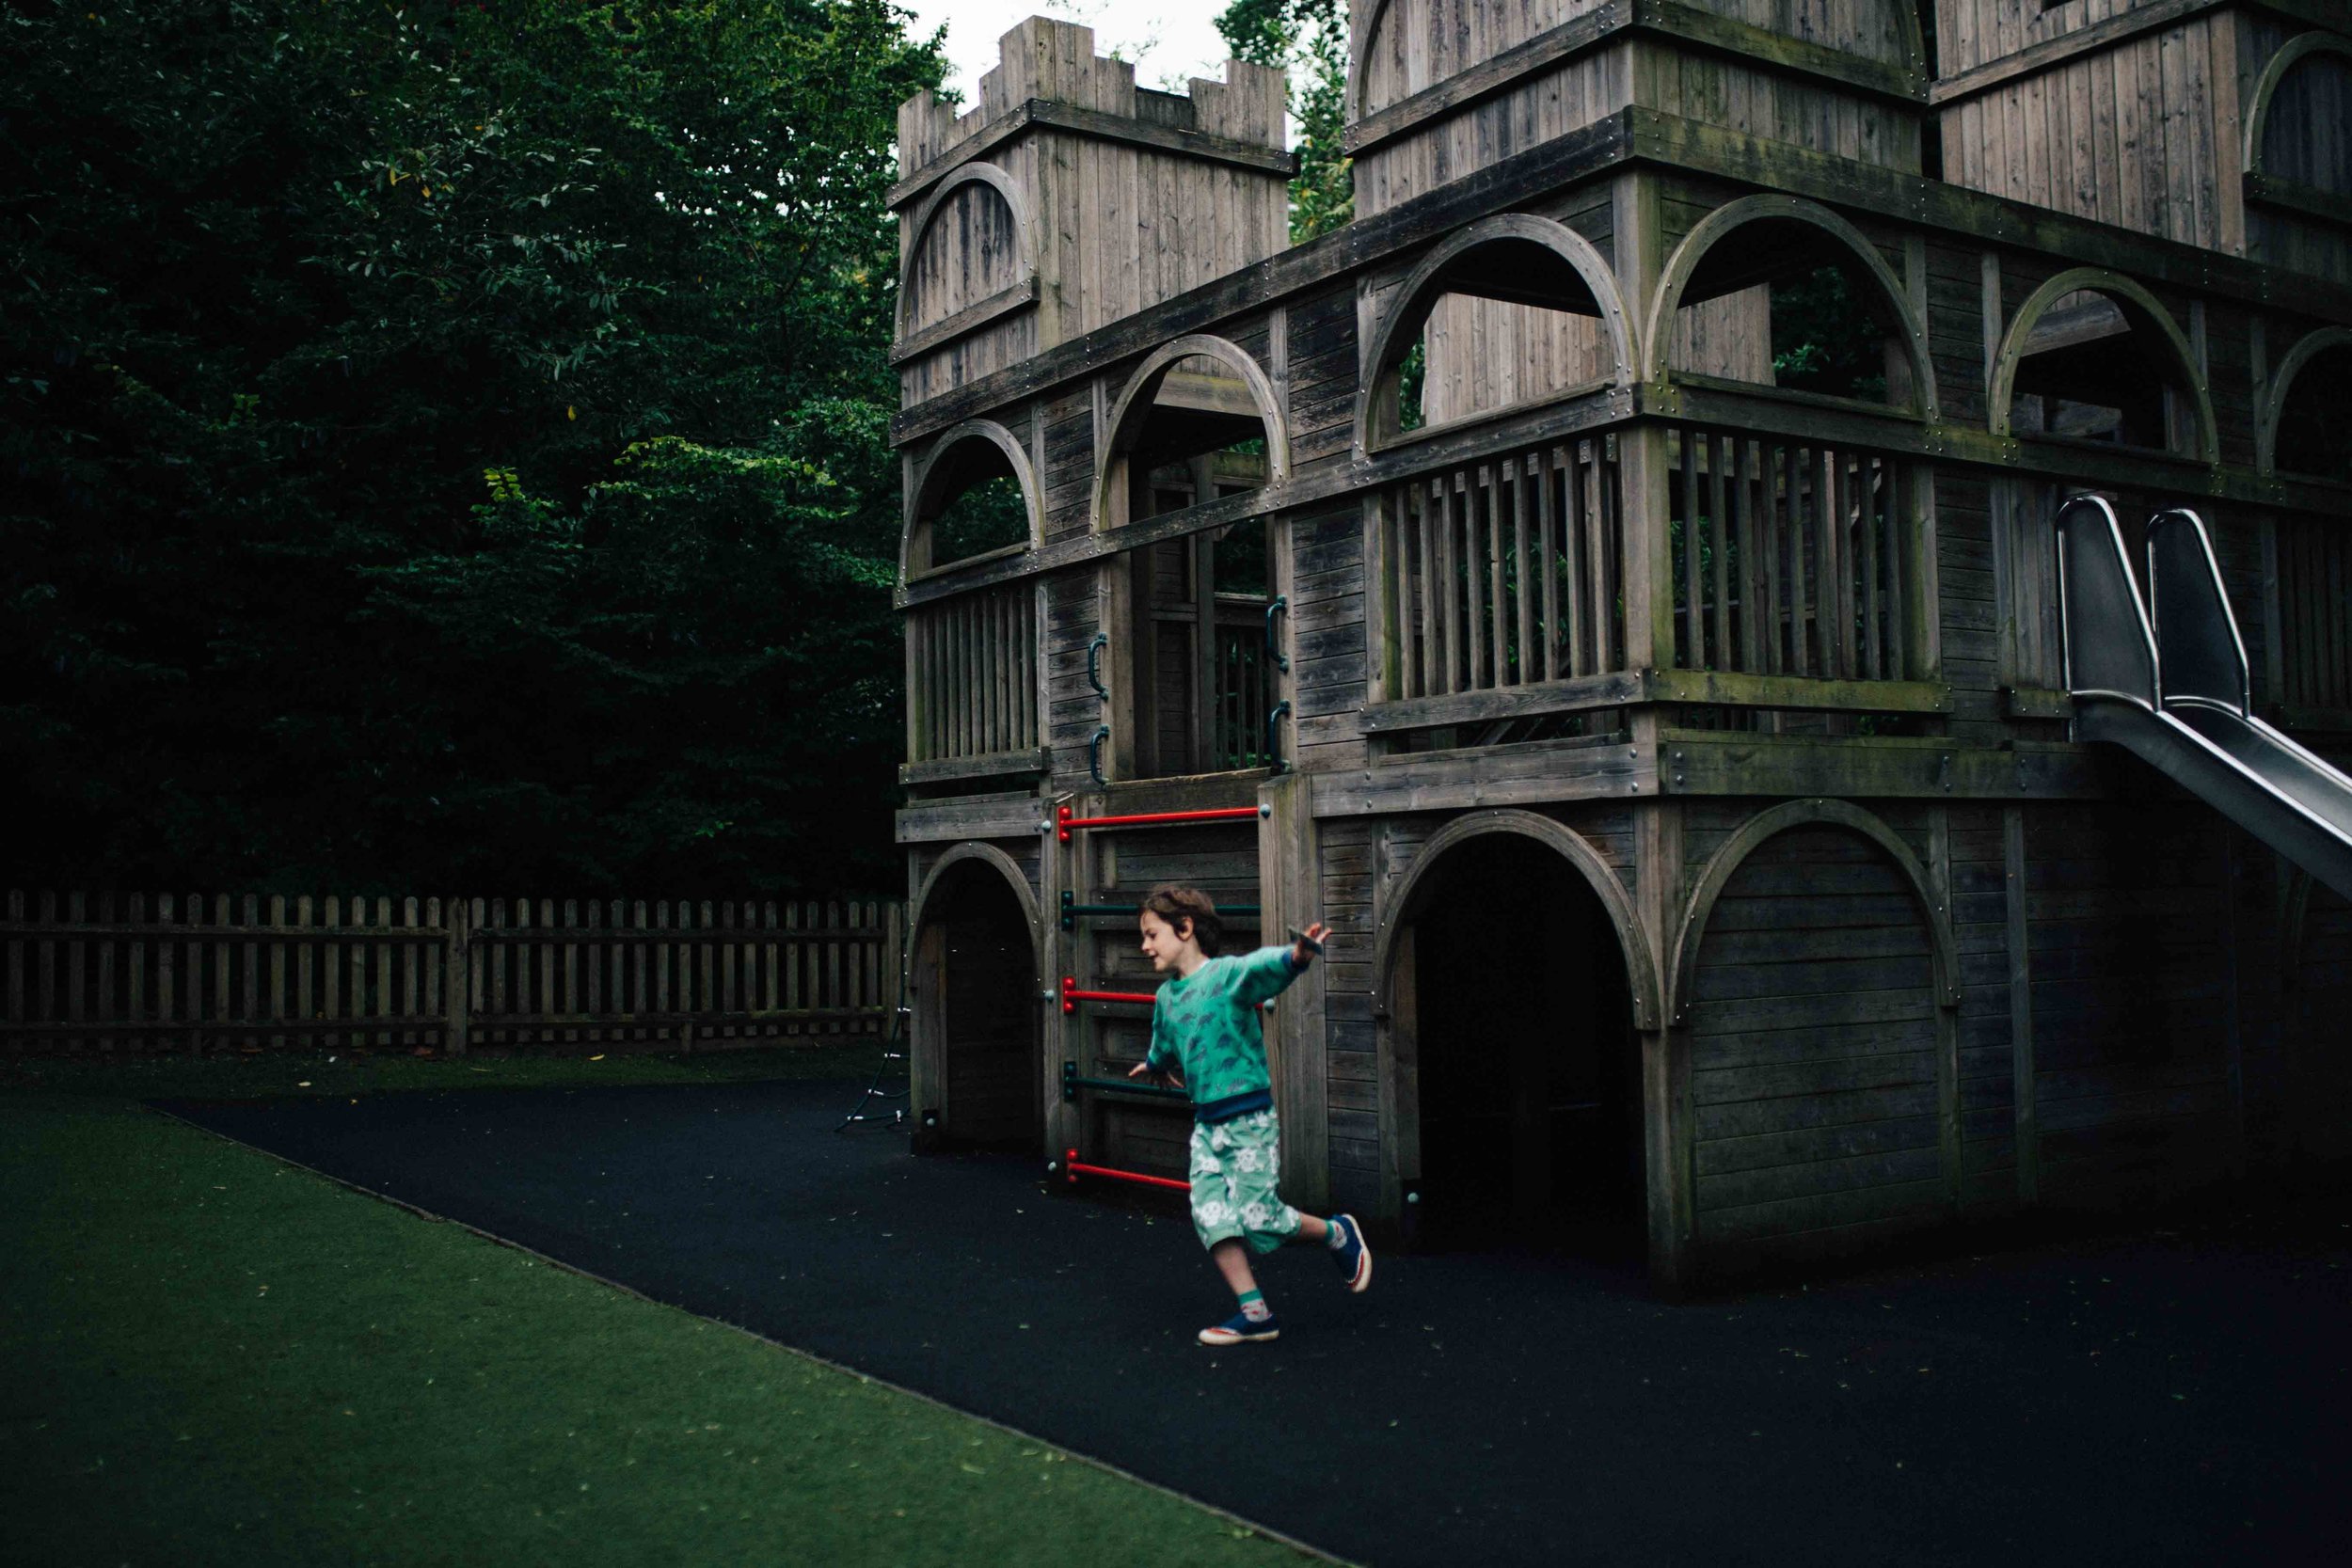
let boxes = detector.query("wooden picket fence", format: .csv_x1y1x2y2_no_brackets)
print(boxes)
0,891,904,1055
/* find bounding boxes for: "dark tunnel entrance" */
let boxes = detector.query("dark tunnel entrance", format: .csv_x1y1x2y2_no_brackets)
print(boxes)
1398,832,1643,1258
914,859,1040,1150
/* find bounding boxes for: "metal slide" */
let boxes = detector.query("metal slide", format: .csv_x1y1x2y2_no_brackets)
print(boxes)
2056,495,2352,902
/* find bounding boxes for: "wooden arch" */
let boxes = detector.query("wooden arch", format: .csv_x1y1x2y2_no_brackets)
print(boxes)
896,163,1035,332
900,418,1041,581
1667,799,1960,1027
1988,268,2217,463
908,841,1043,966
1091,333,1291,533
1353,211,1637,453
1643,195,1940,421
2243,32,2352,176
1373,808,1663,1030
2257,325,2352,476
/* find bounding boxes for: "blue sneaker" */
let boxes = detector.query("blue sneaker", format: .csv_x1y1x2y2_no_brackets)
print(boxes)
1330,1213,1372,1292
1199,1312,1280,1346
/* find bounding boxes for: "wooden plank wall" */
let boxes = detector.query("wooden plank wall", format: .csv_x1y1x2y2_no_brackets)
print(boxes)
1,892,902,1055
896,20,1288,403
1353,1,1918,220
2022,802,2237,1205
1681,816,1950,1255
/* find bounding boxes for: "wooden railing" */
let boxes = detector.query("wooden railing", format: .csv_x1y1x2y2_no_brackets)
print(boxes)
1377,436,1627,700
907,578,1038,771
2,892,902,1055
1665,424,1918,683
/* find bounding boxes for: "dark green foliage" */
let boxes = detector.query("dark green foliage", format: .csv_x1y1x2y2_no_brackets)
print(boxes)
2,0,944,895
1216,0,1352,241
930,474,1031,562
1770,266,1890,403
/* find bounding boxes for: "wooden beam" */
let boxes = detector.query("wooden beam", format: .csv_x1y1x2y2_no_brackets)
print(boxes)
1359,668,1952,734
894,792,1046,845
898,749,1052,786
2244,173,2352,232
889,277,1039,366
1657,732,2115,799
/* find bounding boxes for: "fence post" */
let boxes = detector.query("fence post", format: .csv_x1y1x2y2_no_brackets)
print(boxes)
445,897,469,1057
882,901,906,1034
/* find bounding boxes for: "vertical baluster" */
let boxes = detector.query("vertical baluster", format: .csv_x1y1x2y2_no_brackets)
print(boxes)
1512,456,1533,686
1861,453,1884,681
1581,441,1610,672
1785,445,1811,675
1735,439,1760,673
1887,457,1907,682
1710,434,1732,673
1463,469,1487,689
1417,480,1438,698
1388,484,1412,700
1679,429,1703,670
1438,477,1461,693
1487,466,1508,686
1817,445,1845,678
1538,449,1562,683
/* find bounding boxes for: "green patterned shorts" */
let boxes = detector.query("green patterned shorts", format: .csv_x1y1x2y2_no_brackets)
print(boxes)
1187,1108,1301,1255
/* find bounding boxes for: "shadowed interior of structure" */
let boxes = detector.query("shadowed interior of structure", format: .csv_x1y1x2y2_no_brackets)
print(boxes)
1406,833,1641,1258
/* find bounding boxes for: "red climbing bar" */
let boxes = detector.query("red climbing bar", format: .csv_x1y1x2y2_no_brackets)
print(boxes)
1057,802,1266,841
1064,1149,1191,1193
1060,974,1157,1013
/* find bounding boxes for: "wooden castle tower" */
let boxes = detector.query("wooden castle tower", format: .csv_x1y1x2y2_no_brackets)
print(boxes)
888,4,2352,1289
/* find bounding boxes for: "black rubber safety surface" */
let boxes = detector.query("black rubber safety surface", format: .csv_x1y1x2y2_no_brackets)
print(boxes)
162,1081,2350,1566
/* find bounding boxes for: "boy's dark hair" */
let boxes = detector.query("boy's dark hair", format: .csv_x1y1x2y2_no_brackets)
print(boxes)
1142,884,1224,957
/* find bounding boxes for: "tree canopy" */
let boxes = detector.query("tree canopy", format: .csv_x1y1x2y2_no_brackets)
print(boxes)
3,0,944,896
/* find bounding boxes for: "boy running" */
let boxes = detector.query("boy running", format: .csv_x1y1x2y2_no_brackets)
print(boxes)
1128,884,1371,1346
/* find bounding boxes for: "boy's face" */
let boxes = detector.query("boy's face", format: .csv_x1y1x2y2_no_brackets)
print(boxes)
1137,909,1196,973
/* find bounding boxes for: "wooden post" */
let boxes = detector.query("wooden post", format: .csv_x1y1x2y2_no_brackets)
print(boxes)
2004,806,2041,1206
1261,770,1328,1210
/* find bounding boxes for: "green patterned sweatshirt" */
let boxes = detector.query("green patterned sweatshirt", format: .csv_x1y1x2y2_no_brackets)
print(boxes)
1143,945,1306,1121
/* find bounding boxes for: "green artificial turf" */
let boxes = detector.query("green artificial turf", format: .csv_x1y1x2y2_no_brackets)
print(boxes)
0,1098,1318,1567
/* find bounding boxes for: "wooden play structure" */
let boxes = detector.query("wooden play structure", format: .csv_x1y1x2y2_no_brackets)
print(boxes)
889,3,2352,1287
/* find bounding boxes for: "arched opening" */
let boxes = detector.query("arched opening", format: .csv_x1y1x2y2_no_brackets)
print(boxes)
1992,274,2211,458
905,425,1036,577
2269,332,2352,483
1391,832,1643,1258
898,165,1031,338
1678,814,1953,1259
1658,212,1925,410
2249,38,2352,197
1361,218,1629,448
1098,339,1285,780
911,856,1041,1149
